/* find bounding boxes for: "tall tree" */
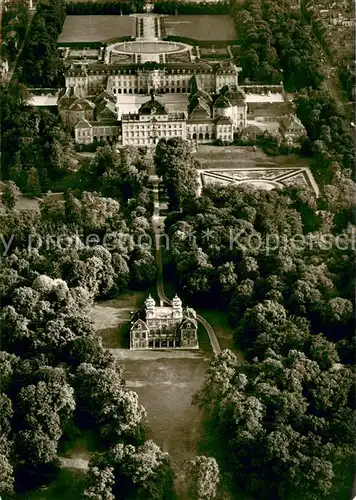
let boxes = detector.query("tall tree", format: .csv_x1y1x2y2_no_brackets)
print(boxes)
185,456,220,500
155,138,199,211
25,168,41,198
2,181,20,211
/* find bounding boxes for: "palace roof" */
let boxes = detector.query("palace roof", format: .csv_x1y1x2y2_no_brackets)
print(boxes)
214,95,232,109
139,98,167,115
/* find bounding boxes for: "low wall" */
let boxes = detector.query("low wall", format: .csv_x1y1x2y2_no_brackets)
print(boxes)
242,84,284,94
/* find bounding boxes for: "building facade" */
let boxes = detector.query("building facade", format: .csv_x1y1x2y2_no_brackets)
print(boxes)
279,114,307,145
65,61,240,98
121,95,186,146
58,88,121,144
130,295,199,349
66,83,251,146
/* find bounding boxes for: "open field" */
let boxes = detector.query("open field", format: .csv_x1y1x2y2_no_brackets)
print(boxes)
199,45,230,59
90,288,155,348
194,145,312,170
0,195,40,212
58,15,135,43
163,15,236,41
114,347,211,494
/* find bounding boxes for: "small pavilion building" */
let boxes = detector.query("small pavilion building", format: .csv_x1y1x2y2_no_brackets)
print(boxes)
130,294,199,349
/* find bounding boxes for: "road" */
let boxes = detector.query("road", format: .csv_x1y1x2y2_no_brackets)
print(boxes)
323,57,345,113
150,172,221,355
6,8,35,86
301,7,345,112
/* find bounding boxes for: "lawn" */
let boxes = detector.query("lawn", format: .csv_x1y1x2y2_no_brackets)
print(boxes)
16,469,86,500
58,15,135,43
113,348,211,496
198,309,244,359
194,145,312,170
163,15,236,41
194,146,319,194
90,287,156,348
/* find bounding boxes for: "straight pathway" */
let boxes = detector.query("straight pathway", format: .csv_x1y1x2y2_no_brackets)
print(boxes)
150,169,221,355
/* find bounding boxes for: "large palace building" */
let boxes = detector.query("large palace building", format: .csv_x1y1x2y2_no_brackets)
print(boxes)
65,60,239,97
59,59,245,146
53,14,305,147
130,295,199,349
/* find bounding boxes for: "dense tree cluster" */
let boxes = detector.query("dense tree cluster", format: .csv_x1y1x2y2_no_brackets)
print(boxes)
83,440,174,499
161,142,355,497
76,144,152,208
194,348,355,499
231,0,324,90
154,138,199,211
153,1,229,15
301,0,332,57
1,188,156,296
232,0,354,179
0,273,153,493
22,0,66,87
1,85,74,195
2,182,21,212
1,0,29,63
165,181,355,359
337,58,355,103
185,456,220,500
296,89,355,172
1,0,354,496
66,0,145,16
0,146,164,496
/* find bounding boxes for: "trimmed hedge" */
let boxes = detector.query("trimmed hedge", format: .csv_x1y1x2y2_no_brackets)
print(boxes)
66,1,145,15
58,41,103,49
153,1,230,15
58,36,132,49
163,35,199,47
200,53,230,60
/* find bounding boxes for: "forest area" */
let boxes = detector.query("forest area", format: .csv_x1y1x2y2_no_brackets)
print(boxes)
156,136,355,499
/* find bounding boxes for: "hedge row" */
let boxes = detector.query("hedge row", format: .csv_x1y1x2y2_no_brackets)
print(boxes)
66,0,145,15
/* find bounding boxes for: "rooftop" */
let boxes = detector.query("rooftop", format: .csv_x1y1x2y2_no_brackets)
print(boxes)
28,95,59,106
245,93,285,103
139,96,167,115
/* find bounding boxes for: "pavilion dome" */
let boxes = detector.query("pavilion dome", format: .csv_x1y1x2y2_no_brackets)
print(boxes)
145,294,156,308
172,294,182,308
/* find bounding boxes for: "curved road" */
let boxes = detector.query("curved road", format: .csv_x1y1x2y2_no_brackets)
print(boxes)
150,174,221,355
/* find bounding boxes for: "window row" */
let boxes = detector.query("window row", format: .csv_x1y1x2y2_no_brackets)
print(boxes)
123,130,183,138
188,125,213,132
111,87,189,94
125,123,183,130
188,132,216,141
217,126,233,132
